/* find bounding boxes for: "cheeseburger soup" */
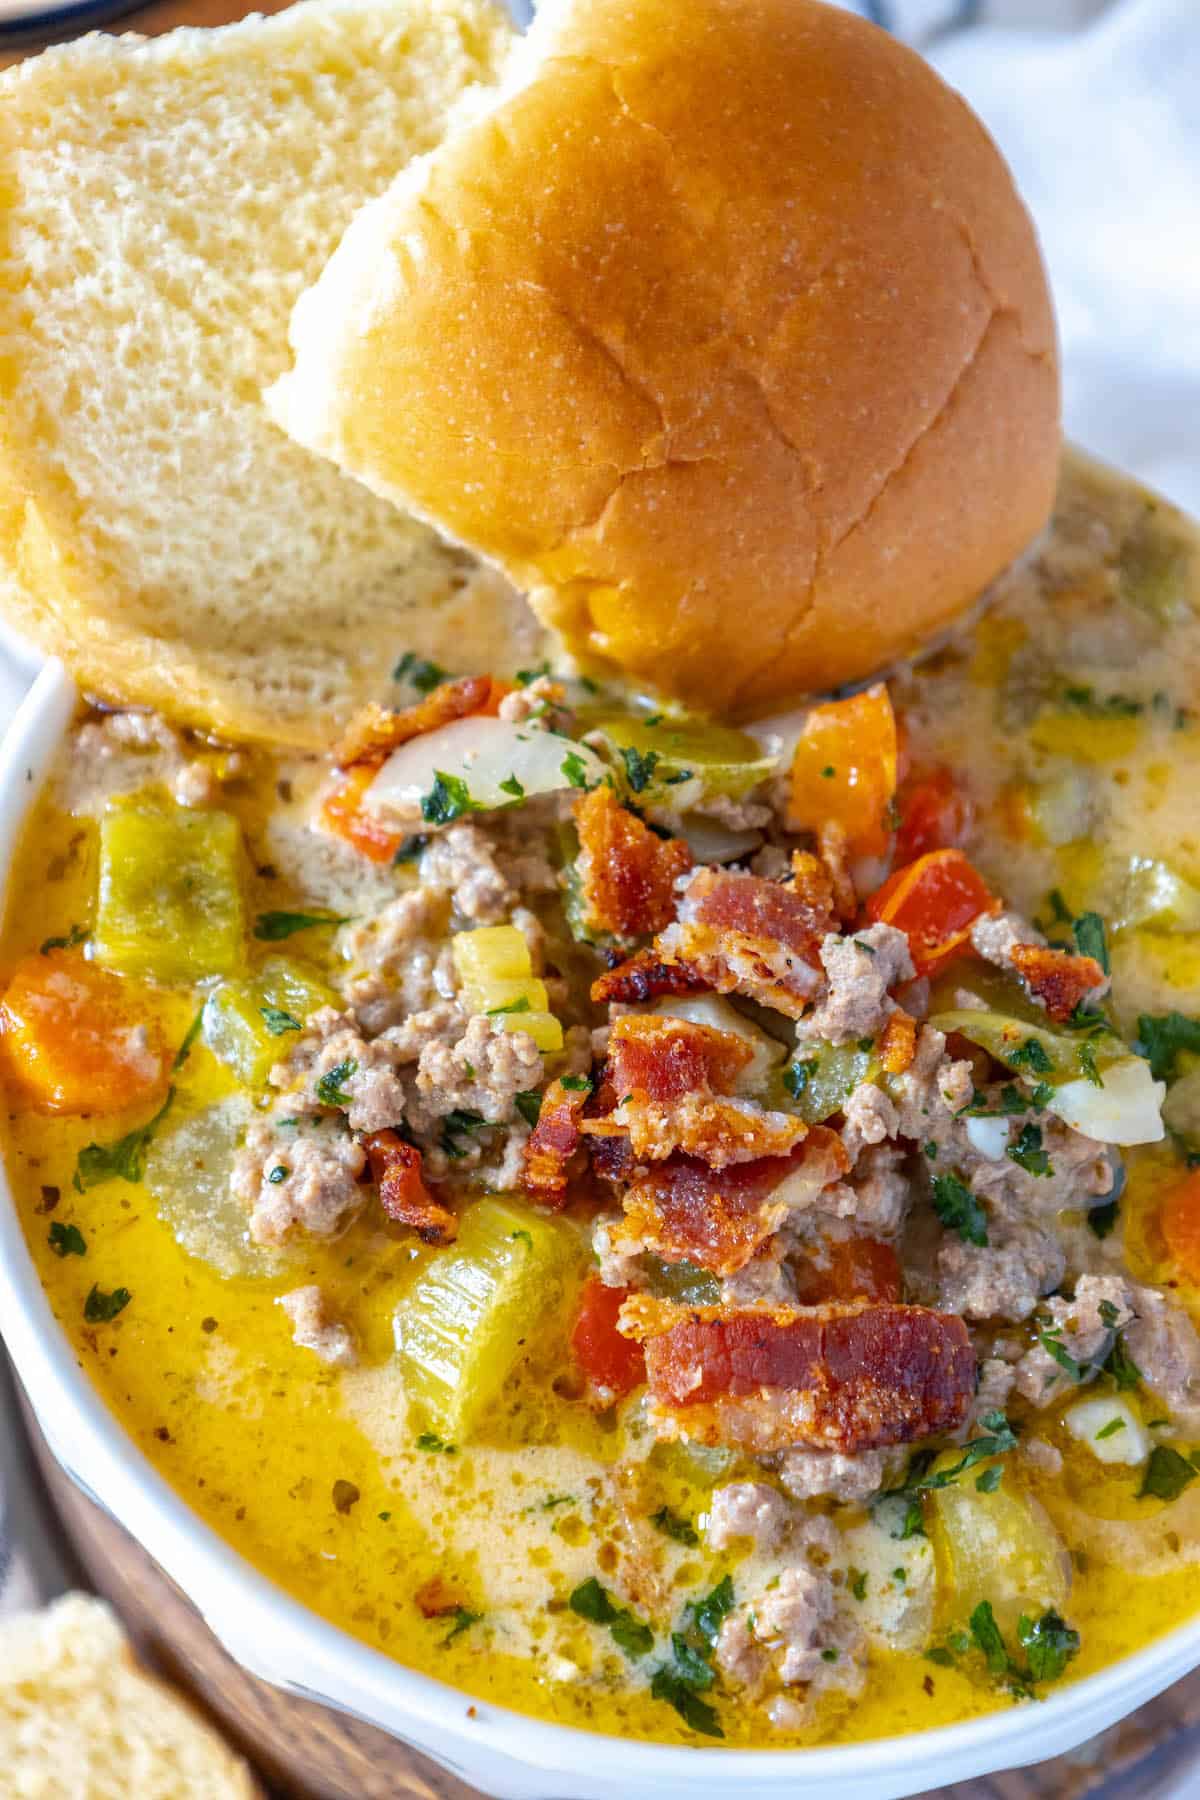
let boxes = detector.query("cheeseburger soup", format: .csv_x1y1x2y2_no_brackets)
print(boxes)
4,451,1200,1748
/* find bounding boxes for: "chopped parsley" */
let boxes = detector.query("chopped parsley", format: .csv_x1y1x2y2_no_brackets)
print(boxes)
74,1088,175,1191
848,1568,868,1602
515,1090,543,1128
84,1284,131,1324
618,745,660,793
784,1058,818,1101
441,1607,482,1645
1139,1444,1198,1502
688,1573,735,1648
487,995,531,1015
649,1664,722,1738
1076,1040,1103,1087
510,1229,533,1249
647,1576,734,1739
568,1577,653,1659
1007,1122,1052,1178
392,651,447,692
560,750,592,790
1103,1332,1143,1391
650,1505,699,1547
315,1059,357,1108
962,1084,1029,1118
499,773,526,800
421,771,479,826
394,833,428,864
1095,1417,1127,1441
560,1074,593,1093
415,1431,457,1454
39,922,88,954
260,1005,302,1035
48,1221,86,1257
1072,911,1110,974
439,1108,486,1158
1135,1011,1200,1083
172,1006,206,1071
931,1172,988,1247
1035,1319,1086,1384
1009,1037,1054,1075
254,910,350,941
516,662,551,685
1061,685,1143,719
267,1165,289,1184
975,1465,1003,1494
1018,1610,1081,1684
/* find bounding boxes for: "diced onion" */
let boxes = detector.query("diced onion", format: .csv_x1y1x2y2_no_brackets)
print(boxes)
964,1115,1012,1161
1050,1057,1165,1146
1064,1396,1149,1467
364,718,606,821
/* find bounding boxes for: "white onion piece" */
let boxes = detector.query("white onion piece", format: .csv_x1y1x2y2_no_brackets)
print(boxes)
1065,1396,1149,1467
1049,1057,1165,1146
363,719,606,821
675,814,763,864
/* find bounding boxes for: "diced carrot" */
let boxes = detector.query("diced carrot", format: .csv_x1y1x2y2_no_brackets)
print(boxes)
894,767,972,864
319,765,404,864
866,848,999,978
787,685,898,858
792,1235,903,1305
1161,1171,1200,1285
0,950,170,1115
571,1275,646,1401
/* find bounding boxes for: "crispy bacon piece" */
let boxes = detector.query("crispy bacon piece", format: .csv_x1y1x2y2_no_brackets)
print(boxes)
895,766,972,864
658,866,834,1018
585,1014,807,1169
613,1129,848,1277
319,764,405,863
335,675,499,768
363,1130,457,1245
620,1297,974,1455
523,1078,589,1204
414,1575,471,1618
572,1276,647,1402
878,1009,917,1076
574,787,692,940
590,950,708,1006
791,1235,903,1306
1009,943,1107,1022
814,826,858,923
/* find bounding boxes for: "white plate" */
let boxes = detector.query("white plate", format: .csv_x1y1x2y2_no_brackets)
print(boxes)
1,660,1199,1799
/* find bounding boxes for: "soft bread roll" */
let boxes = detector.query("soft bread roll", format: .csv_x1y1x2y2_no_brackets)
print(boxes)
270,0,1060,718
0,0,527,750
0,1593,260,1798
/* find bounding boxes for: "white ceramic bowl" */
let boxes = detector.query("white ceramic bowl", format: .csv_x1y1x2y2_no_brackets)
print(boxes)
2,658,1199,1800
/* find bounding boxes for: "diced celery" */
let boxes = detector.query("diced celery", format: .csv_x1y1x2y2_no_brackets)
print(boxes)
643,1254,721,1306
452,926,563,1052
929,1009,1121,1084
1111,859,1200,934
929,1467,1069,1637
95,797,244,981
396,1197,582,1441
203,957,339,1087
593,713,777,803
784,1040,878,1124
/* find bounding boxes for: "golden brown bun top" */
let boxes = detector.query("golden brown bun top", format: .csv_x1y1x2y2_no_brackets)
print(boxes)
272,0,1060,717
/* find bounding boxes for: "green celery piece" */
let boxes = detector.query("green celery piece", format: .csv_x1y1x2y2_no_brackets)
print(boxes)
202,957,339,1086
784,1040,878,1124
928,1010,1124,1084
592,714,776,800
397,1198,582,1442
94,796,244,981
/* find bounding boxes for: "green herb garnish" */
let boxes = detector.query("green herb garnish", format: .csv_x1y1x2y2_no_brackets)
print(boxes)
931,1172,988,1246
75,1088,175,1191
568,1578,653,1659
84,1284,131,1323
254,910,350,941
650,1505,699,1547
393,651,448,692
39,922,88,955
315,1059,357,1108
421,771,479,826
260,1005,302,1036
515,1090,543,1127
1007,1122,1052,1178
48,1221,86,1257
1135,1011,1200,1083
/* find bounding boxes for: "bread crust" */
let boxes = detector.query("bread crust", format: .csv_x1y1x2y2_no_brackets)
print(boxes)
273,0,1059,715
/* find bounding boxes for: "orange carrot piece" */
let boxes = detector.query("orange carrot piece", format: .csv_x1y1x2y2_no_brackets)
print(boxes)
787,685,898,857
0,950,170,1115
1161,1171,1200,1285
319,765,405,865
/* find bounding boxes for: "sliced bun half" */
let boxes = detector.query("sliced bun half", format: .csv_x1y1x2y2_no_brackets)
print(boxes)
270,0,1060,718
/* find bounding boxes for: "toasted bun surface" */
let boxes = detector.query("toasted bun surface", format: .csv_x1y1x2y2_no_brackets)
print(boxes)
0,0,527,750
271,0,1059,717
0,1593,260,1798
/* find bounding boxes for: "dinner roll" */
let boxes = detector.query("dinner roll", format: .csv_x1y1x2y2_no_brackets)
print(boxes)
269,0,1060,717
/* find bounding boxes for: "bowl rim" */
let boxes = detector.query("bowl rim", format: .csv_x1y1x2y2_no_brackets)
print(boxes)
1,656,1199,1792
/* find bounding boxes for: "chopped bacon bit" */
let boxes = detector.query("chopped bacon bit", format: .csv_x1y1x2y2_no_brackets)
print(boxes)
572,1275,646,1402
523,1078,589,1205
574,787,691,940
363,1130,457,1245
414,1576,470,1618
878,1009,917,1076
335,676,498,768
620,1297,973,1454
591,951,708,1006
786,685,898,857
791,1235,903,1306
866,849,999,978
658,866,833,1018
585,1013,808,1169
895,766,972,864
606,1013,751,1106
615,1130,848,1277
1009,943,1108,1022
319,764,405,863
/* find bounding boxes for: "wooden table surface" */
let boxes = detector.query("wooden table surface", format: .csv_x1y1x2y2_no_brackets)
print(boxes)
3,2,1200,1794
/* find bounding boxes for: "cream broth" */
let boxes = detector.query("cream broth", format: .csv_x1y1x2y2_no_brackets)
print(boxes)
4,451,1200,1748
